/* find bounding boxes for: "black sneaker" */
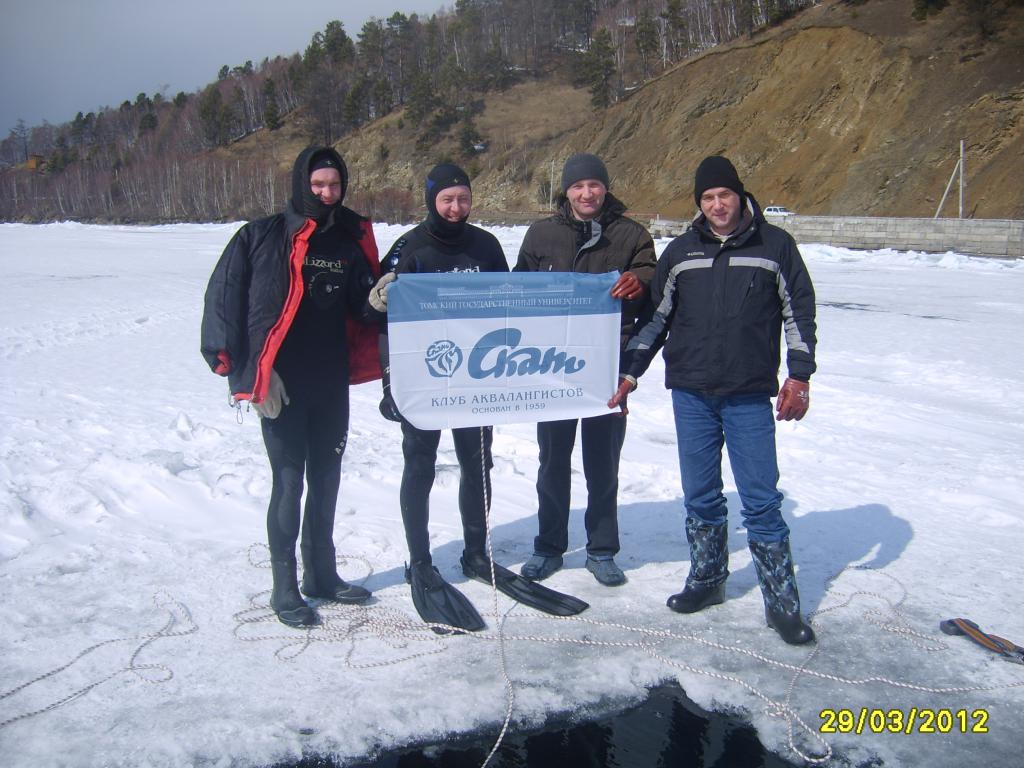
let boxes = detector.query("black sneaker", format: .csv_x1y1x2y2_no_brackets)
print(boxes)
520,554,563,581
586,556,626,586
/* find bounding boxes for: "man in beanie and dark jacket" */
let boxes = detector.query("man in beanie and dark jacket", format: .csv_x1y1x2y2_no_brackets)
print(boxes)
611,155,817,644
364,163,511,628
201,146,381,628
514,153,656,587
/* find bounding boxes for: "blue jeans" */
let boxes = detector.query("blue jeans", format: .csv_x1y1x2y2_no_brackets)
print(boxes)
671,389,789,543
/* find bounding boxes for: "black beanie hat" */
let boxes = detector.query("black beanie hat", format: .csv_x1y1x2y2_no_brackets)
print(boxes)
425,163,472,240
561,153,609,192
291,146,348,222
694,155,744,207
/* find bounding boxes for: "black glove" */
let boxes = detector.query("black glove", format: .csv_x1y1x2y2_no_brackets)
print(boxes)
379,388,402,423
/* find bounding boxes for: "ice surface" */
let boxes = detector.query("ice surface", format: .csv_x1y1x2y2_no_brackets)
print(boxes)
1,222,1022,766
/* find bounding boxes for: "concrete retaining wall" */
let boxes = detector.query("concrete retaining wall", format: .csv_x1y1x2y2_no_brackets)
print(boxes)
648,215,1024,260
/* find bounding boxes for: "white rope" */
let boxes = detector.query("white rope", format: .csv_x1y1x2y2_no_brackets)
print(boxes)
475,425,516,768
0,593,198,730
238,546,1024,765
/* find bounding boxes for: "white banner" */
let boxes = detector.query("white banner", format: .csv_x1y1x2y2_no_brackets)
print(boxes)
388,272,621,430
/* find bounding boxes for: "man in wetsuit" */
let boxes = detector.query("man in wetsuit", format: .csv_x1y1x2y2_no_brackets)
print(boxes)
366,164,508,630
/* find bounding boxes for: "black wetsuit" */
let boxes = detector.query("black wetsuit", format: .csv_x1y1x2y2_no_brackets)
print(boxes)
370,220,508,564
263,218,372,557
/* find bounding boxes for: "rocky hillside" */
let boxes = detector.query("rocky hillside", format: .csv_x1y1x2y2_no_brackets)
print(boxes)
236,0,1024,220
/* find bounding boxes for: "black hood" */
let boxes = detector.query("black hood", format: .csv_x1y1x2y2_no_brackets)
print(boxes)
290,146,349,224
424,163,471,241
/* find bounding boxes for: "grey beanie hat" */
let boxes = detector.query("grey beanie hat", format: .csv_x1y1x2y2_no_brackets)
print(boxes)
561,153,609,192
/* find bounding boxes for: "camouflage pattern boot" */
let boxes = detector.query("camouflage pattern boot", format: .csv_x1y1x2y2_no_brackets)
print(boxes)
749,538,815,645
667,517,729,614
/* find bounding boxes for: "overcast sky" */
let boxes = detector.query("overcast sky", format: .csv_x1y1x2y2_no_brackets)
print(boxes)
0,0,444,135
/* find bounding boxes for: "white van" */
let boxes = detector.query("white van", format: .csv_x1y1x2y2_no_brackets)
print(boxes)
763,205,794,216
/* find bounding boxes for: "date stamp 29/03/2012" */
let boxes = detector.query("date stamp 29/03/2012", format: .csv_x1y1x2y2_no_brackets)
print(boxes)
819,708,989,735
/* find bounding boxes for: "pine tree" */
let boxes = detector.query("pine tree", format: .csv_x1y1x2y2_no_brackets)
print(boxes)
138,113,158,134
322,20,355,66
635,10,659,80
736,0,755,36
911,0,948,21
343,76,371,128
459,116,483,156
958,0,1000,37
70,112,88,147
581,28,617,108
660,0,687,63
262,79,282,131
49,133,74,172
373,77,393,119
12,119,29,163
405,72,437,124
197,85,231,147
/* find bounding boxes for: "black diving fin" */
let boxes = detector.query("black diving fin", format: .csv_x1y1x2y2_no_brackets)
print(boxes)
461,554,589,617
405,561,486,635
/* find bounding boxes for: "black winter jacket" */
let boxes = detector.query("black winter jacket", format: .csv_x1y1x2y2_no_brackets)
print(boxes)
200,206,382,403
622,196,816,396
513,194,657,346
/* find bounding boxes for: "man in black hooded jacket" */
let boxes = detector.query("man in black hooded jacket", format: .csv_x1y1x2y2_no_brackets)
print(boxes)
201,146,381,627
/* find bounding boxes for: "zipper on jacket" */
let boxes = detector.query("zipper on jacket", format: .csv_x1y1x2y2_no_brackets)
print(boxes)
572,219,603,271
252,219,315,402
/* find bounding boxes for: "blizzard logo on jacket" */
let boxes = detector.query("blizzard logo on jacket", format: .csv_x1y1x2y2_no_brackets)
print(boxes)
467,328,586,379
306,256,346,271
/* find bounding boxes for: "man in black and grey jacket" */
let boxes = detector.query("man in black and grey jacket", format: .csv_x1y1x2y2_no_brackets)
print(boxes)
515,153,656,587
611,155,817,644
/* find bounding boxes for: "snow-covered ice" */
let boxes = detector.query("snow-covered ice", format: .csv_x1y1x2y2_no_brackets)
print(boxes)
2,222,1022,766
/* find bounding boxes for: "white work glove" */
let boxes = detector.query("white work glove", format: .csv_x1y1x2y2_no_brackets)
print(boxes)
368,272,397,313
253,369,289,419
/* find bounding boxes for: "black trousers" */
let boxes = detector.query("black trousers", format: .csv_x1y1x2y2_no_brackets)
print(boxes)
400,421,493,564
261,387,349,560
534,413,626,558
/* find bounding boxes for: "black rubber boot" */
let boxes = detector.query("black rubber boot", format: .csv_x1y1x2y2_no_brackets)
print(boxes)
462,506,489,548
748,538,815,645
300,544,371,604
461,548,491,576
270,558,317,628
667,518,729,614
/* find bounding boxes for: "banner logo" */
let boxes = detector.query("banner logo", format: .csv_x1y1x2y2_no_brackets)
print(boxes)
467,328,585,379
389,272,619,430
424,340,463,377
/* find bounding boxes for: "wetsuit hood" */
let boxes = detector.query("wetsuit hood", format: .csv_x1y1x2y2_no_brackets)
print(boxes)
290,146,349,224
424,163,471,241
